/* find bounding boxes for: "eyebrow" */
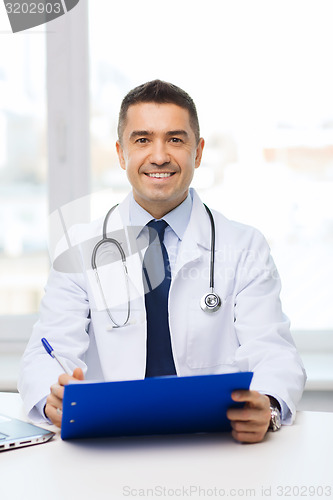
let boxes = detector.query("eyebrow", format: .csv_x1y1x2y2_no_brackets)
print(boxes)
166,130,189,139
129,130,152,140
129,129,189,140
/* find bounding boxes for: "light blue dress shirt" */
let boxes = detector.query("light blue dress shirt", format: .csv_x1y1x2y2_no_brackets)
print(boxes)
129,191,193,277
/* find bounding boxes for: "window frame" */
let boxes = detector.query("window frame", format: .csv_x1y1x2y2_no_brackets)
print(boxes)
0,1,90,342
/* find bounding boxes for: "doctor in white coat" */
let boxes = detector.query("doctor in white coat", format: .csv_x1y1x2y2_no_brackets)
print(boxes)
18,80,306,443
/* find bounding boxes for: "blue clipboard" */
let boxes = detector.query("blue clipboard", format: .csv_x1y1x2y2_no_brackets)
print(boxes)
61,372,253,440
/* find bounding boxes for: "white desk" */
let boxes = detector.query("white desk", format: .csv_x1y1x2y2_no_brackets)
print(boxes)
0,393,332,500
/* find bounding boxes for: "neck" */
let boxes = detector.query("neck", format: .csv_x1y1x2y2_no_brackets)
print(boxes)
133,193,189,220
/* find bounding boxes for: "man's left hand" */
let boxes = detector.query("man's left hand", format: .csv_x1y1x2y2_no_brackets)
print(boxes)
227,390,271,444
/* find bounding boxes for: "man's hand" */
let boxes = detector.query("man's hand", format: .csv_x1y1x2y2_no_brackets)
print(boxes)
227,390,271,444
45,367,84,428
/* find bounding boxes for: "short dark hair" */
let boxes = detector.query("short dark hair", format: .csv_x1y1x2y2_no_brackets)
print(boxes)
117,79,200,144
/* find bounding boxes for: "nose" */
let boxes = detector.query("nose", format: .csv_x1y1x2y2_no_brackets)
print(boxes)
148,140,170,166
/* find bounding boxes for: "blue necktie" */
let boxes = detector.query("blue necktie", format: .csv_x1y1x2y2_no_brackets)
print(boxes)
143,220,176,377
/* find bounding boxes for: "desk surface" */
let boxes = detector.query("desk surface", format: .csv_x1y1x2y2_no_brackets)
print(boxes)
0,393,332,500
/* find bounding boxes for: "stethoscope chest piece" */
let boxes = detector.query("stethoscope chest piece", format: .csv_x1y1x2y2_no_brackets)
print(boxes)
200,291,221,313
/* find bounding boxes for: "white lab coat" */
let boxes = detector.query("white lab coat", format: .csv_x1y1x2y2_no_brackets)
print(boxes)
18,189,306,423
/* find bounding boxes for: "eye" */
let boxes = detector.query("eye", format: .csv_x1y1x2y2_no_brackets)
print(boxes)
170,137,182,143
136,138,149,144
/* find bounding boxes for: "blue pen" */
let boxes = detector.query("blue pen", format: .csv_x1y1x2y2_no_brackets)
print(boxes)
41,338,71,375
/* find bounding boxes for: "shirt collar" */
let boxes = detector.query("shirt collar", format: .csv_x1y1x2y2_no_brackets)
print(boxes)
129,191,193,241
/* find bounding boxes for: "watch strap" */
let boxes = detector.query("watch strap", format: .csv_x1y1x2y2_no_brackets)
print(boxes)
266,395,282,432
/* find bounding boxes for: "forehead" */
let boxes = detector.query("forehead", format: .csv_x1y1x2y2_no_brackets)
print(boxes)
123,102,193,136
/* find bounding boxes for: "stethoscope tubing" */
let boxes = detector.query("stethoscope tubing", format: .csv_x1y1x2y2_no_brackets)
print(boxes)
91,205,131,327
203,204,215,290
91,202,221,327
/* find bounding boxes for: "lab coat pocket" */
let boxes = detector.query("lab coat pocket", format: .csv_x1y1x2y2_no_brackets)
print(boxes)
186,295,239,369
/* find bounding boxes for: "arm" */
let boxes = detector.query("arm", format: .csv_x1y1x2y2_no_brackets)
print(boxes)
18,265,91,423
227,230,306,440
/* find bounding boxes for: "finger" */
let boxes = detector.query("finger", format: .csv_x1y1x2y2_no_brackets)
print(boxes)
232,390,261,404
46,392,63,409
227,406,269,423
45,391,64,427
58,367,84,386
230,419,258,432
44,403,62,428
73,367,84,380
227,406,249,422
230,418,269,433
232,391,270,410
50,383,64,400
58,373,75,386
231,428,267,444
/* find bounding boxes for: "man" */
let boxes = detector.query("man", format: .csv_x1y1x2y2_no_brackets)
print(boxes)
18,80,306,443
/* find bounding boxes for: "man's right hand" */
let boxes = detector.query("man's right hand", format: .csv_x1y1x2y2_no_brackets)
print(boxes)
45,367,84,428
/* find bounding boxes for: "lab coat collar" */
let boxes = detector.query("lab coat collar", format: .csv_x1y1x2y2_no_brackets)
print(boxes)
188,189,211,251
173,189,212,276
119,188,210,241
101,194,145,298
106,188,211,247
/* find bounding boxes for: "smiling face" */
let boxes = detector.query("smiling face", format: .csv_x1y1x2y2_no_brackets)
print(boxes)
116,102,204,219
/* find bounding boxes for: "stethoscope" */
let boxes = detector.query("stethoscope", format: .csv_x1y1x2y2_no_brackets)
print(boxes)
91,203,221,327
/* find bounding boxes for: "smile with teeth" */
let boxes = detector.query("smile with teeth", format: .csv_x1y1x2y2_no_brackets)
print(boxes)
146,172,175,178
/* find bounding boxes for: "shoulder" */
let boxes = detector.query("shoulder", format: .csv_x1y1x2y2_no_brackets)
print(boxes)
52,216,104,258
50,217,104,273
190,188,268,252
213,208,269,253
67,217,104,245
52,195,131,257
213,208,263,238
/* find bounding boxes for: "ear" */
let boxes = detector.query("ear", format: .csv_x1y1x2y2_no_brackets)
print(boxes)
116,140,126,170
194,138,205,169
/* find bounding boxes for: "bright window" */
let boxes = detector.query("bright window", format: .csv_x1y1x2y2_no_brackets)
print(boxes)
89,0,333,331
0,30,48,315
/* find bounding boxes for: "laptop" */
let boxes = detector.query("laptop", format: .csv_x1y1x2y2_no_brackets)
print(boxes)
0,414,55,452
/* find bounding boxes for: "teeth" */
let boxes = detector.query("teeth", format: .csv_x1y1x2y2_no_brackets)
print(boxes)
147,173,173,178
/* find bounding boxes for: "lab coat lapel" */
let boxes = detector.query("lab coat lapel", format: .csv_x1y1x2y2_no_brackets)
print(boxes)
94,194,146,380
108,195,145,299
174,189,211,277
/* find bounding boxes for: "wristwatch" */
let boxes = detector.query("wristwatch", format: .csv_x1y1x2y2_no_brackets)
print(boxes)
269,402,282,432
